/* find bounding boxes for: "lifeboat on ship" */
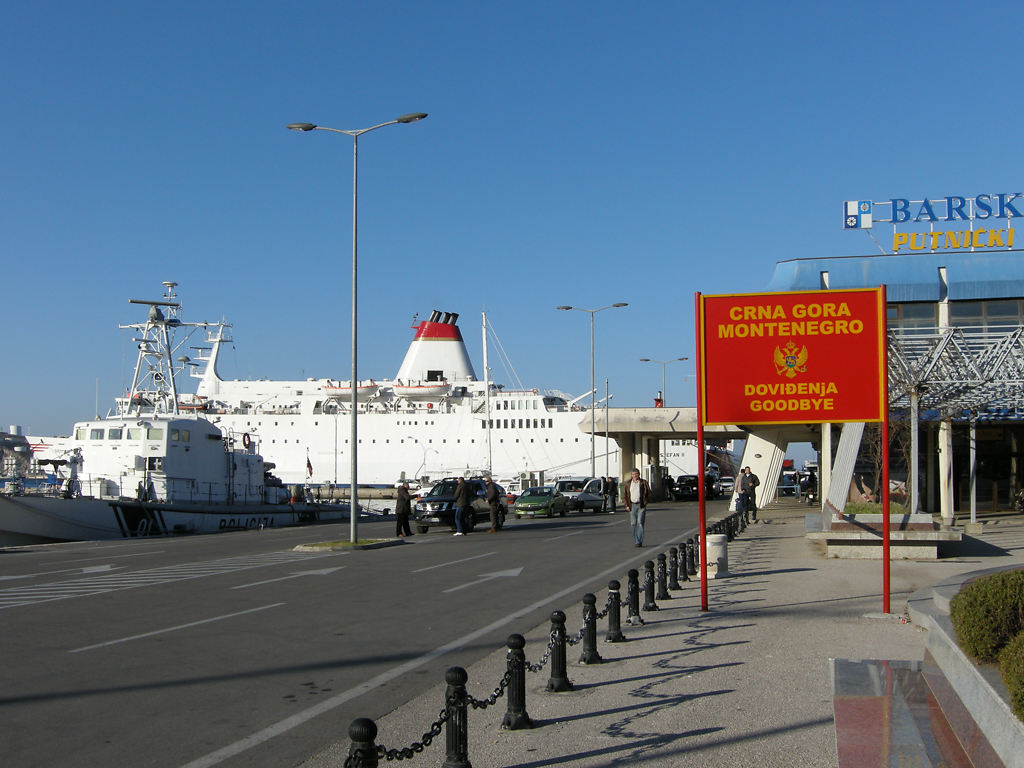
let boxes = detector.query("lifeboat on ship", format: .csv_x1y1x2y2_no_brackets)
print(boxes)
323,380,379,402
177,395,209,412
392,380,450,400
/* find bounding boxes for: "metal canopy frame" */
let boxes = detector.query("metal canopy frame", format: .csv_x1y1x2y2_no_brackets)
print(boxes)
888,325,1024,417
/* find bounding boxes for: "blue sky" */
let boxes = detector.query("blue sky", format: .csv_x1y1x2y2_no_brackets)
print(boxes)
3,1,1021,437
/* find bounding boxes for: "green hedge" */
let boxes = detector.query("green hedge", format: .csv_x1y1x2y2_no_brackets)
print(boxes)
949,569,1024,662
1000,632,1024,721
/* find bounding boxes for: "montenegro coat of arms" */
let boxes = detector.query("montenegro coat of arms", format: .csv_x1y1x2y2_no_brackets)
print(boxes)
773,340,808,379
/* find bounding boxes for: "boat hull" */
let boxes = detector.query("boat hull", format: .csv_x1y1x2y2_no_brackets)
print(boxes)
0,495,350,546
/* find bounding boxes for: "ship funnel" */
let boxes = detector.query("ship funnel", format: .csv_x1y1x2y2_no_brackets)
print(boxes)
449,313,459,325
396,309,477,383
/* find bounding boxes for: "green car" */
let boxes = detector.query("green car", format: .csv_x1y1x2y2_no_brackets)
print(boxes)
514,486,567,518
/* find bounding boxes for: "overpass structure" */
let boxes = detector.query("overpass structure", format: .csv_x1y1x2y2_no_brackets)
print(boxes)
586,407,819,503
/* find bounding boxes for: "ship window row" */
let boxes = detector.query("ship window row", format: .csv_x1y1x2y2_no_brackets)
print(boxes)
482,418,554,429
77,427,181,442
495,400,538,410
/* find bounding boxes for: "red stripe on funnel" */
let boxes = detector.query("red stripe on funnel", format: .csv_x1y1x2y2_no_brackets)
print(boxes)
413,321,463,341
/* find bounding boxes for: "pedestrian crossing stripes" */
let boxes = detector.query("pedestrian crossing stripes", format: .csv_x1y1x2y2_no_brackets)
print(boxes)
0,551,336,609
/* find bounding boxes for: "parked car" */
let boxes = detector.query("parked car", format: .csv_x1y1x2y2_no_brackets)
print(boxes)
569,477,608,512
513,486,567,518
551,476,599,511
412,477,507,533
718,475,735,494
671,474,716,501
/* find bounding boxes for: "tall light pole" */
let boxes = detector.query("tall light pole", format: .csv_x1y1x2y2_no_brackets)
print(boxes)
639,357,689,406
288,113,428,542
557,303,628,477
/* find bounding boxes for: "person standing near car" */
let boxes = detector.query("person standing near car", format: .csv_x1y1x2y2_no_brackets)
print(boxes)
738,466,760,521
395,481,413,538
484,475,500,533
453,476,473,536
622,468,650,547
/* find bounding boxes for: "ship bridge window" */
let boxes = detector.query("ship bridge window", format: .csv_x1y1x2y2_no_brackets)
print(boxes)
127,428,142,440
75,427,86,440
108,428,123,439
146,428,164,440
90,429,104,440
170,429,179,441
180,430,190,442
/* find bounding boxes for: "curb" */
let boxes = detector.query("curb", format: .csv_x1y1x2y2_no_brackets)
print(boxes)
907,565,1024,765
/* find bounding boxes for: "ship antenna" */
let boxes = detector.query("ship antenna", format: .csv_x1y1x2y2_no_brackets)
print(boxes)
410,312,419,329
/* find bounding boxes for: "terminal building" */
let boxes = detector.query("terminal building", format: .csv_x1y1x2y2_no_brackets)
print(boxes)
763,199,1024,523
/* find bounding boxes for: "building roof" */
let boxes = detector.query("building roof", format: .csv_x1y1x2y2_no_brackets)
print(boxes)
766,248,1024,303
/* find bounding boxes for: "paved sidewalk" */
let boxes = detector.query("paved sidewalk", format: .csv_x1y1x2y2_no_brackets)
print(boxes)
301,502,1024,768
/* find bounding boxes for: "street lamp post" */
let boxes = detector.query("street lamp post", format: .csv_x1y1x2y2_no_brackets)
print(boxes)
639,357,689,406
556,303,628,477
288,113,427,543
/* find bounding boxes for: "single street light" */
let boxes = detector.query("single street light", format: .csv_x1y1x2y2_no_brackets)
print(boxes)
639,357,689,406
557,303,628,477
289,112,427,543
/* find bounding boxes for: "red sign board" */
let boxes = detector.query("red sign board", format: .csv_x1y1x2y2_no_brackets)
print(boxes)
698,288,886,425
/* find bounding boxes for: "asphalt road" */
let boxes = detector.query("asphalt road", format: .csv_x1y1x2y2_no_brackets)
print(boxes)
0,500,721,767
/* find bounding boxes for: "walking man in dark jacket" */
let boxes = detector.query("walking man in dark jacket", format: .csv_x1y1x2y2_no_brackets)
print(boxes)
738,466,760,521
395,481,413,537
453,476,473,536
484,476,501,532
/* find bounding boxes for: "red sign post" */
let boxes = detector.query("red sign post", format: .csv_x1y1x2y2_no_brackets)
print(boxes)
694,288,890,611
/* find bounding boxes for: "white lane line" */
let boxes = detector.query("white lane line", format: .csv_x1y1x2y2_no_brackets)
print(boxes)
178,528,692,768
543,530,583,542
231,567,345,589
410,551,495,573
69,603,286,653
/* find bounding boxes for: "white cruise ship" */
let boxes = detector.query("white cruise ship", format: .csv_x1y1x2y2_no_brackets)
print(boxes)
190,303,615,487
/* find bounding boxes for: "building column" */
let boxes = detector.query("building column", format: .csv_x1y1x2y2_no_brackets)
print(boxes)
938,418,954,524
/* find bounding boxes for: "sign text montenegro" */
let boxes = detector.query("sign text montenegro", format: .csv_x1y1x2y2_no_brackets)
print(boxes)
698,288,886,425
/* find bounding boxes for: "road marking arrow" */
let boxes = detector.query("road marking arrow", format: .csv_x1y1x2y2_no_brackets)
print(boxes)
443,567,523,593
231,567,345,590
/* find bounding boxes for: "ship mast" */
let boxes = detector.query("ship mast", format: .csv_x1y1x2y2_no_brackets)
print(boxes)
483,311,492,474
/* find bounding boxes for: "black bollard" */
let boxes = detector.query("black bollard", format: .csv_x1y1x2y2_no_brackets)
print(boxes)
347,718,379,768
501,634,532,730
626,568,644,625
668,547,681,589
578,593,603,664
546,610,573,692
441,667,471,768
686,537,697,577
642,560,659,611
677,544,689,582
726,515,735,541
738,508,747,533
605,579,626,642
656,553,671,600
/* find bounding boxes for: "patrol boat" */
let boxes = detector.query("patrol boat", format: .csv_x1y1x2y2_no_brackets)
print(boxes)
3,286,346,545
